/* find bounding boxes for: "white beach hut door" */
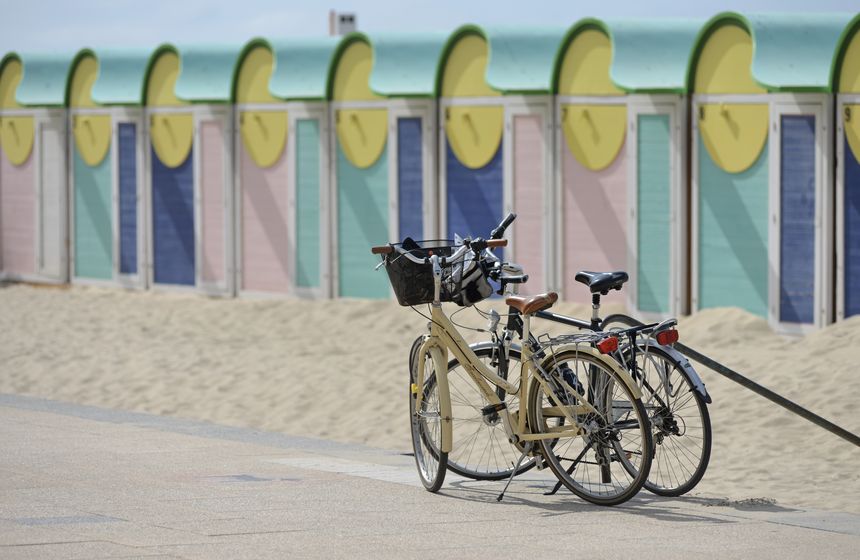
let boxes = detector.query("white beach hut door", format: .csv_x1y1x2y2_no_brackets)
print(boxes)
627,102,677,317
115,116,146,288
37,115,66,281
770,101,829,331
389,103,435,245
195,108,233,296
289,107,330,299
504,101,552,295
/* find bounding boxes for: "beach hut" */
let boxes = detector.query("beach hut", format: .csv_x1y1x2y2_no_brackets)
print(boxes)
329,33,445,299
233,38,337,298
605,20,702,319
370,33,447,245
552,19,637,304
437,26,564,295
689,13,849,332
67,49,149,288
144,44,239,295
0,52,70,284
835,15,860,320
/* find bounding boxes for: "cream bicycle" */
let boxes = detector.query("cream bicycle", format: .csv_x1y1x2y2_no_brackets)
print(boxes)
372,227,653,506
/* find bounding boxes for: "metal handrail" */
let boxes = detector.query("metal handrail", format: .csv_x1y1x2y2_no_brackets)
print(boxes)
601,314,860,448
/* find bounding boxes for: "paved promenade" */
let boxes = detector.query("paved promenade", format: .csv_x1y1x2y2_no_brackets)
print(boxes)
1,394,858,559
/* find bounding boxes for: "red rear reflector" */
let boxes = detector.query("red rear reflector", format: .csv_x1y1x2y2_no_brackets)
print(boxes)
656,329,679,346
596,336,618,354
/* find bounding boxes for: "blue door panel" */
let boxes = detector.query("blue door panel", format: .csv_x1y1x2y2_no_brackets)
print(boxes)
845,134,860,317
118,123,137,275
779,115,816,324
152,147,195,286
397,117,423,241
446,141,503,241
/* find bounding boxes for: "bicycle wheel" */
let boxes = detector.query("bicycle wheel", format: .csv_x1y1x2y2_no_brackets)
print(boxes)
438,345,537,481
527,349,653,506
631,345,712,496
409,340,447,492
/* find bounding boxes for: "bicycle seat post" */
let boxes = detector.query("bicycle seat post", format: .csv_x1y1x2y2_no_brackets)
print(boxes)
591,293,602,330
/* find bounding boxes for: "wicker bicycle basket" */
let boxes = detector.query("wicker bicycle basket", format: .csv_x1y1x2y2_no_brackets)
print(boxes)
380,240,455,306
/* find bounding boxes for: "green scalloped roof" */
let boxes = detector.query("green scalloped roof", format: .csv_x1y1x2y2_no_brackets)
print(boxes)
748,13,854,92
268,37,339,100
368,32,448,97
484,26,568,94
608,19,704,93
688,12,856,93
90,49,152,105
7,52,73,106
173,43,243,102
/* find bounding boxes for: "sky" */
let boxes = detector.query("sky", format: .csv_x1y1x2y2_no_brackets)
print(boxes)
0,0,857,54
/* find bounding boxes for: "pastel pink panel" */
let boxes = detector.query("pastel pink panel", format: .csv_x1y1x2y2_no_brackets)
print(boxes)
512,115,545,295
562,140,628,304
200,121,225,284
0,148,35,276
241,142,290,293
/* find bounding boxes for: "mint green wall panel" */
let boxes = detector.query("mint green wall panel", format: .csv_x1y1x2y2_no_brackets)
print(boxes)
74,149,113,280
698,136,769,316
637,114,671,313
337,142,389,299
295,119,320,288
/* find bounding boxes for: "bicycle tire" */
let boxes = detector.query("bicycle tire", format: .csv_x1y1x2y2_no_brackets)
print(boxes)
627,344,712,496
527,349,653,506
408,338,447,492
435,345,538,481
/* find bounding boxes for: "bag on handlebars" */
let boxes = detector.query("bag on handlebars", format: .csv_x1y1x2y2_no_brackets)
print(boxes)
444,250,493,307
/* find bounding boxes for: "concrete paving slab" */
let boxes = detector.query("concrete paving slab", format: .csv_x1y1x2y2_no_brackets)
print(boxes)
1,393,858,560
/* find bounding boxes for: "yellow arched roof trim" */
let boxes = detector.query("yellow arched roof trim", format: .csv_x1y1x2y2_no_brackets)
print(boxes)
236,45,278,104
147,51,186,107
694,23,765,94
441,33,499,98
839,29,860,93
557,28,623,96
0,58,35,166
333,40,383,102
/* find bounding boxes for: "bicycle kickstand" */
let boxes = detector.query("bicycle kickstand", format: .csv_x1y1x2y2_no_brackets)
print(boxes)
497,442,533,502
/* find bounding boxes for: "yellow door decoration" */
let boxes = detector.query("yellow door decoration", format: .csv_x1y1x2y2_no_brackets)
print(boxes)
150,113,193,168
440,33,502,168
236,46,288,168
240,110,287,168
69,55,112,166
561,104,627,171
445,106,504,169
73,115,112,166
146,51,193,168
332,40,388,168
845,105,860,163
839,30,860,93
557,28,624,96
0,58,34,166
699,104,769,174
336,108,387,169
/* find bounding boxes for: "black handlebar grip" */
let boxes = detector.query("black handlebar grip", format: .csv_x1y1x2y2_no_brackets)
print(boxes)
490,213,517,239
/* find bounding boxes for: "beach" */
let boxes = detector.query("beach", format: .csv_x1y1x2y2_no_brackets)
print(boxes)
1,283,858,513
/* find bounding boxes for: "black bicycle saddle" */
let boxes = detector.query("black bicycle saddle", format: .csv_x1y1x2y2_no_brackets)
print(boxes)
574,270,629,295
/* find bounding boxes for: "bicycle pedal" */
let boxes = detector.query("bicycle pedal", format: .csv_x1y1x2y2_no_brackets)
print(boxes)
481,402,506,416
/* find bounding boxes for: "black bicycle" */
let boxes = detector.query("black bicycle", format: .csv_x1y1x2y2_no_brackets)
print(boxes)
442,213,712,497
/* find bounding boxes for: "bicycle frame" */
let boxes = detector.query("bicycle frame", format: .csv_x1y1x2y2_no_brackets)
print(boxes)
413,266,643,454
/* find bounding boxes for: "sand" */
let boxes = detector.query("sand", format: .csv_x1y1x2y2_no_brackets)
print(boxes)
1,283,858,513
